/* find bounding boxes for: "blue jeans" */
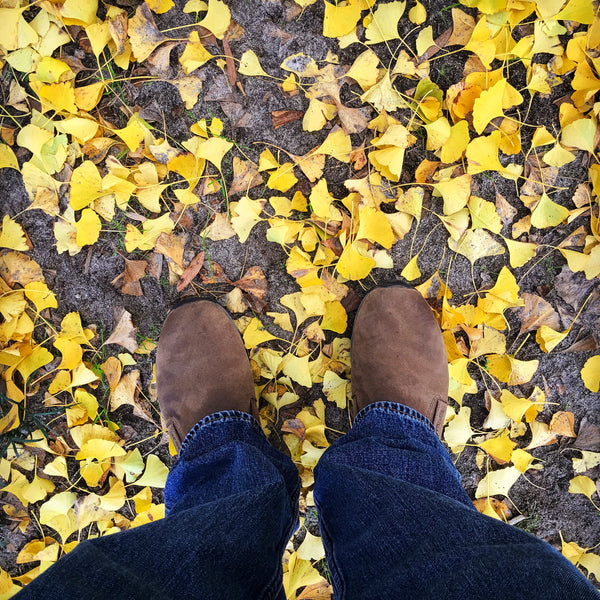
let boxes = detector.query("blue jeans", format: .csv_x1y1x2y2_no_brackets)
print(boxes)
15,403,599,599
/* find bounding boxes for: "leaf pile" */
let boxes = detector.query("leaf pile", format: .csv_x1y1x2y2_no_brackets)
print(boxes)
1,0,600,596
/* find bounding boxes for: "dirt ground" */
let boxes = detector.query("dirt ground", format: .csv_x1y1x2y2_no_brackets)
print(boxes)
1,0,600,587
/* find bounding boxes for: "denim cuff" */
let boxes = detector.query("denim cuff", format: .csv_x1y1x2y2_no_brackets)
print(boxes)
354,401,437,434
179,410,263,457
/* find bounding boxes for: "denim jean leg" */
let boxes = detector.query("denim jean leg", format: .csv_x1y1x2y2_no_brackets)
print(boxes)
15,411,300,600
313,402,600,600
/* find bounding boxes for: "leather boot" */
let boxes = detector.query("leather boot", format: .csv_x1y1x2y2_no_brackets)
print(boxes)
350,286,449,436
156,300,256,451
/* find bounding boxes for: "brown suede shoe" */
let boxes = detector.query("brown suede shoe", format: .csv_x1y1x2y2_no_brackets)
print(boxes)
156,300,256,451
350,286,449,436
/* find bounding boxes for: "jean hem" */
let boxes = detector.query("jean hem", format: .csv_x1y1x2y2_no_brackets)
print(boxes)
178,410,263,457
354,401,437,434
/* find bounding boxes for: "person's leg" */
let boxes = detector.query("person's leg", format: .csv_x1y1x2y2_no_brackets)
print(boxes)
16,412,299,600
313,286,600,600
14,301,300,600
314,402,599,600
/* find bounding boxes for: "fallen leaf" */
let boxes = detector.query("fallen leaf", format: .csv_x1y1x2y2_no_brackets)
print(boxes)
104,308,138,353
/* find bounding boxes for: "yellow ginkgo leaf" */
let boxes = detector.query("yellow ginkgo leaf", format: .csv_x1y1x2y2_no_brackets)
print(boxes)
581,355,600,392
242,317,277,349
486,354,539,386
543,143,576,167
561,118,596,153
503,237,537,268
448,228,505,265
239,49,269,77
530,192,570,229
553,0,595,24
0,143,19,170
356,206,394,249
179,30,213,73
146,0,175,13
198,0,231,39
75,208,102,248
478,430,516,464
0,215,28,251
408,1,427,24
315,127,351,162
536,325,569,353
475,466,522,499
365,1,405,44
132,455,169,488
443,406,473,453
194,136,233,171
281,354,312,387
323,0,362,38
401,255,422,281
337,241,376,281
433,174,472,215
568,475,597,502
346,49,380,91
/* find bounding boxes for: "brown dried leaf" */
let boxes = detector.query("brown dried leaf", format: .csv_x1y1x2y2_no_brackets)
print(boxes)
518,293,561,335
446,8,476,46
549,411,576,437
0,251,43,286
146,252,163,279
109,370,154,421
574,418,600,451
145,42,180,77
233,266,267,302
281,418,305,441
222,37,237,86
229,157,263,195
155,232,184,267
572,183,592,208
101,356,122,392
108,12,128,55
176,251,205,292
128,3,167,62
200,261,231,284
495,192,517,226
420,27,452,61
563,334,598,353
272,110,304,130
297,579,333,599
104,308,138,353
